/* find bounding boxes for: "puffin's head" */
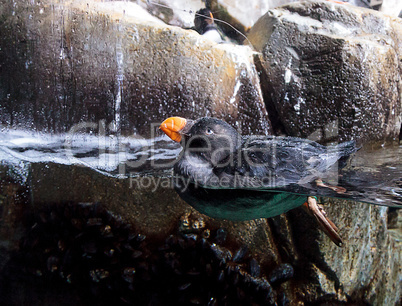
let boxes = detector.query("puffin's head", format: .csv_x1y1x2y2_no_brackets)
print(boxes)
194,8,215,34
160,116,240,166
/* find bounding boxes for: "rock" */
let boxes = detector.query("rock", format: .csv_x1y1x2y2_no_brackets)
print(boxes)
400,122,402,142
380,0,402,17
138,0,206,28
139,0,297,42
248,0,402,143
28,161,280,265
207,0,296,42
29,162,187,240
304,199,401,305
211,0,294,29
284,197,402,305
0,171,29,253
141,0,395,43
344,0,380,10
0,0,271,137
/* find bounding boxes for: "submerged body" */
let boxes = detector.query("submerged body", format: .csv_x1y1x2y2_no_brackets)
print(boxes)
174,182,306,221
161,117,357,221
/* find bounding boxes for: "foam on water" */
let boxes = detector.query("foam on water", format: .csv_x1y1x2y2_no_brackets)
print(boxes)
0,129,180,178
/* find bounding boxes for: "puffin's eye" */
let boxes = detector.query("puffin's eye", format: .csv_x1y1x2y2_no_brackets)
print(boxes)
205,128,214,135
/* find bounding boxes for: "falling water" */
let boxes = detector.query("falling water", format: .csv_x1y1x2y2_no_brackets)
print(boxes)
98,18,126,173
114,21,124,135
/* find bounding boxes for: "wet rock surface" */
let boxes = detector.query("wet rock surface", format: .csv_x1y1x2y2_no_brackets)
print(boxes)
0,0,271,137
27,162,282,272
139,0,401,42
138,0,206,28
248,0,402,143
208,0,295,37
291,198,402,305
139,0,297,42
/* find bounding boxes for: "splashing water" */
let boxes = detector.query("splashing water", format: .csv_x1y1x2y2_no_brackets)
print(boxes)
0,128,400,207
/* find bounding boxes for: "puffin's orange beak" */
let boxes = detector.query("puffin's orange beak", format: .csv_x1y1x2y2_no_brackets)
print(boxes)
159,117,187,142
209,11,214,22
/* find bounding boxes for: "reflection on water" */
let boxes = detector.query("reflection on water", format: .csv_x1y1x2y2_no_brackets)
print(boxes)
0,128,401,207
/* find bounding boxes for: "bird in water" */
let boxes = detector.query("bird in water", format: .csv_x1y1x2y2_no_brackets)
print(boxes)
160,116,358,246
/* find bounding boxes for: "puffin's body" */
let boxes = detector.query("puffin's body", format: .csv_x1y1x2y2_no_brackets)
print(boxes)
173,182,306,222
194,9,222,43
160,117,357,245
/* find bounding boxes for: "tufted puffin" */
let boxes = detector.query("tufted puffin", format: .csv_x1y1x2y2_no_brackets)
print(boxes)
194,8,222,43
160,117,358,246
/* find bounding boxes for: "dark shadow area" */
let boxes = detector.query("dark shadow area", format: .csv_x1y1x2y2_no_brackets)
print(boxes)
0,201,294,306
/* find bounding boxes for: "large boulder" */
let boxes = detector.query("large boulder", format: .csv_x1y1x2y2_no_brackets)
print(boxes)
245,2,402,303
137,0,296,42
289,198,402,305
206,0,296,42
209,0,295,29
137,0,206,28
248,0,402,143
0,0,271,137
380,0,402,17
27,160,282,266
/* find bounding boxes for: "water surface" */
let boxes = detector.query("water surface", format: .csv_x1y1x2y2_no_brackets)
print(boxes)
0,128,401,207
